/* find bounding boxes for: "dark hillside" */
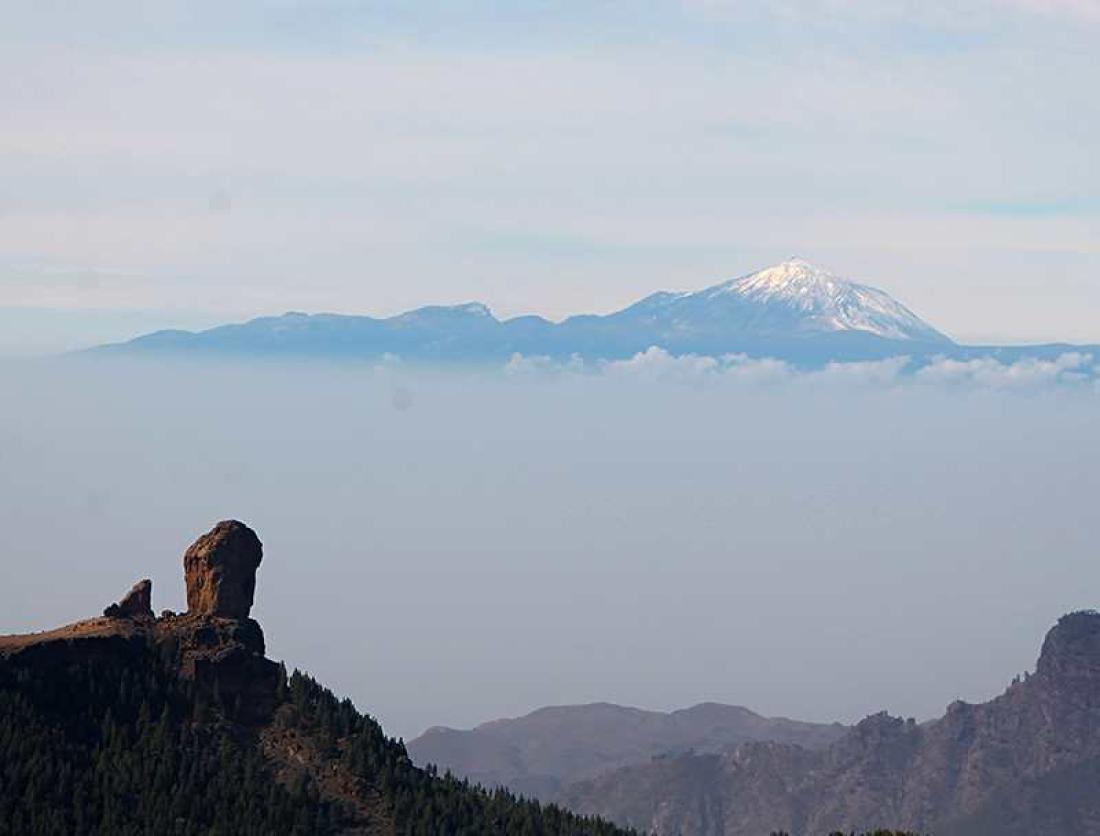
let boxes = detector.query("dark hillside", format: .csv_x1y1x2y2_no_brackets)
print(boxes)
0,520,635,836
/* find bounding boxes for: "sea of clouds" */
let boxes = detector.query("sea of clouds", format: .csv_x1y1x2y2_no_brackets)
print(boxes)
504,347,1098,389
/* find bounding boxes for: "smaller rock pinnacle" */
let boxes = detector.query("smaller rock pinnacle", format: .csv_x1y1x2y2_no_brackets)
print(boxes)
103,579,153,620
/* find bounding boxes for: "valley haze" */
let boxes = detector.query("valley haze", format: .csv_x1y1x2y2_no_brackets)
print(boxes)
0,353,1094,741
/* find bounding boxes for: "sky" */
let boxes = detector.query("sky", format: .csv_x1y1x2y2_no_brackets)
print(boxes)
1,0,1099,746
1,357,1097,740
1,0,1099,354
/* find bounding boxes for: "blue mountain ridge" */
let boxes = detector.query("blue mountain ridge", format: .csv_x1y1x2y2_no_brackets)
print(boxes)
90,259,1098,372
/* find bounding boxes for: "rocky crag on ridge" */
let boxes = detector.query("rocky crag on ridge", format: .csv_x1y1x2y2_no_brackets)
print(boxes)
0,521,634,836
2,519,279,725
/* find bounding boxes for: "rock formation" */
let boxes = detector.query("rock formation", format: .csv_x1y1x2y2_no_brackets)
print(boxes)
103,578,153,619
1,519,276,724
0,520,639,836
169,520,274,720
183,519,263,618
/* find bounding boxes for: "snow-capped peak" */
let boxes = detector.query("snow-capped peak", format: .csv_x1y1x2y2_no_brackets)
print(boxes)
727,257,843,298
695,258,949,343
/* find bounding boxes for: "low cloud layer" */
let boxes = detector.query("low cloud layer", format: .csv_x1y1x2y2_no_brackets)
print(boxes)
507,347,1098,390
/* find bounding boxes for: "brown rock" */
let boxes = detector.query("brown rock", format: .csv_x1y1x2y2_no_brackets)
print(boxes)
183,520,263,618
3,520,278,725
103,579,153,619
158,614,276,724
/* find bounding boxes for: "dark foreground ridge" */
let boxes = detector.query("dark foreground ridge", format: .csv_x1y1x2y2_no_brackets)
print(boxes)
0,521,636,836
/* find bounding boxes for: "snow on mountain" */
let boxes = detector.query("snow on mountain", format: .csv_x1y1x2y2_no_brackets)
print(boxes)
650,257,951,344
98,258,966,364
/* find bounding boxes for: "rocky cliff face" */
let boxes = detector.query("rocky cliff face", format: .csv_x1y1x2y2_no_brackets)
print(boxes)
562,611,1100,836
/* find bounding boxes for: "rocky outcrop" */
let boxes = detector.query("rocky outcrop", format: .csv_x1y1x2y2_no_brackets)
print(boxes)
1,519,277,725
0,523,639,836
103,579,154,619
563,610,1100,836
172,520,275,722
159,611,277,724
1036,609,1100,693
184,520,263,618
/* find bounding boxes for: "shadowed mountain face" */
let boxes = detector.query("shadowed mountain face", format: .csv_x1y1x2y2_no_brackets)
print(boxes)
408,701,847,801
559,611,1100,836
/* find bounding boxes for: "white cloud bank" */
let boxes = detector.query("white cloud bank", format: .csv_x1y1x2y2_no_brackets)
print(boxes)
914,352,1094,388
505,347,1097,390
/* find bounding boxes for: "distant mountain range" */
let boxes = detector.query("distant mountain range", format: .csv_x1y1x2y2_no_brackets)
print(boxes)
407,701,847,802
407,612,1100,836
550,612,1100,836
92,258,1098,369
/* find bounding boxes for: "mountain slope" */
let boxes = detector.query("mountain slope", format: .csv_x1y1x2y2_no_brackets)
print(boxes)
605,258,950,344
408,701,846,802
561,611,1100,836
92,259,962,366
0,521,635,836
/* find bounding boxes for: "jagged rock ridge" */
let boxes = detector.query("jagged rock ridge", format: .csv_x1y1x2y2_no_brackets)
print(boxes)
561,610,1100,836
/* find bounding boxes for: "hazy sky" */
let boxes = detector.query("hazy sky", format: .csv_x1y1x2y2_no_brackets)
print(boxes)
1,357,1096,740
2,1,1098,353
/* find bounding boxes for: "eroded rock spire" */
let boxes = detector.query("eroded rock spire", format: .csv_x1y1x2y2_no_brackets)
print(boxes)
183,520,263,618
